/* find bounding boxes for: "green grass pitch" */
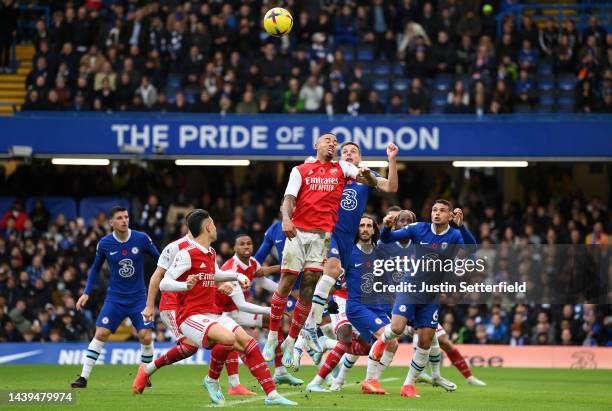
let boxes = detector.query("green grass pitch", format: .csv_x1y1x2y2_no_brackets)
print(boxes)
1,365,611,410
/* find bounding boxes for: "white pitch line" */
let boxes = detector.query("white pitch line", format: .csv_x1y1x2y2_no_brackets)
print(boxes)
204,377,400,408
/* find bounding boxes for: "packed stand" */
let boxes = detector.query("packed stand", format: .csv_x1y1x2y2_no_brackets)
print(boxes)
8,0,610,114
0,162,610,345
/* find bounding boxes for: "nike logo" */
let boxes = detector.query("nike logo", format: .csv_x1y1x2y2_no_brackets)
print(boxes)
143,321,153,326
275,240,283,243
354,263,363,267
110,251,118,255
0,350,44,364
419,242,428,245
200,263,206,268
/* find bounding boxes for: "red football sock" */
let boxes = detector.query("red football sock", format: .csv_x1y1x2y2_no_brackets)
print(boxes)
348,338,370,356
288,299,311,339
208,343,234,380
225,350,239,377
274,332,285,368
269,291,289,332
240,339,276,395
318,341,348,378
153,342,197,369
447,348,472,378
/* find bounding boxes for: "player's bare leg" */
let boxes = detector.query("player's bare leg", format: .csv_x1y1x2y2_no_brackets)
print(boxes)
439,334,486,386
307,322,352,392
363,327,398,395
281,270,320,367
310,257,342,325
263,273,297,362
232,327,297,406
71,327,111,388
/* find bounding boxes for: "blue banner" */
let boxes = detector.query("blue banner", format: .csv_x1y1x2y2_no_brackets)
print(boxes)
1,114,611,159
0,342,211,365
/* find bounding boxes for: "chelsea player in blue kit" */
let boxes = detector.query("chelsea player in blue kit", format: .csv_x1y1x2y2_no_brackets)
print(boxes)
71,206,160,388
377,199,476,398
306,141,398,346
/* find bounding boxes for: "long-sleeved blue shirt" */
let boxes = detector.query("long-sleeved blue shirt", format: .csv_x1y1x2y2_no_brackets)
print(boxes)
84,229,160,302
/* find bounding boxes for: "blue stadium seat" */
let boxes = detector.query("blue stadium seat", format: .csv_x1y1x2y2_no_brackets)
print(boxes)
432,93,447,107
339,45,355,61
373,63,391,76
360,63,372,76
185,91,196,104
538,79,555,92
0,196,16,217
558,95,576,106
80,197,131,226
357,46,374,61
25,197,77,221
377,90,389,104
558,75,576,92
392,79,410,92
535,104,554,113
372,79,389,92
167,74,181,89
430,104,445,114
392,65,406,77
538,63,553,77
433,74,452,92
514,104,532,113
539,94,554,106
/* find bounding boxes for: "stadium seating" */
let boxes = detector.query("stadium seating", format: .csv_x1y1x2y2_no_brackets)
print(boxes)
25,197,77,221
79,197,130,226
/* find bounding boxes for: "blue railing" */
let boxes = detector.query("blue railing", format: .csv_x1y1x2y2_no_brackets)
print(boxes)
496,3,612,38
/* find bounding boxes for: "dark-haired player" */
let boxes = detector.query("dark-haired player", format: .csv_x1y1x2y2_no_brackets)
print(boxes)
72,206,160,388
132,210,296,406
262,133,370,365
218,234,303,393
377,200,477,398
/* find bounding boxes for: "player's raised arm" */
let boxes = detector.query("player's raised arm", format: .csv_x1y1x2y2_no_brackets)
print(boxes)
77,243,106,310
255,265,280,277
214,263,251,287
380,217,416,243
452,208,478,253
160,249,193,292
254,276,279,293
376,142,399,193
228,282,271,315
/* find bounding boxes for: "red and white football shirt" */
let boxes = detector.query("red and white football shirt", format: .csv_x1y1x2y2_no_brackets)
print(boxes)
215,255,261,312
166,241,222,326
284,160,359,232
157,235,190,311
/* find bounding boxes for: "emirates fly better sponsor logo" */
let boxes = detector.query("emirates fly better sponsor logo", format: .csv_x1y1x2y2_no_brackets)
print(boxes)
305,176,339,192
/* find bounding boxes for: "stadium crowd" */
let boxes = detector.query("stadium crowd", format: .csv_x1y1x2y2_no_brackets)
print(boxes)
0,162,610,346
2,0,609,113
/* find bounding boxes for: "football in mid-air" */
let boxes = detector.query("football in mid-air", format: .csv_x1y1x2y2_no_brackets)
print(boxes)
263,7,293,37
